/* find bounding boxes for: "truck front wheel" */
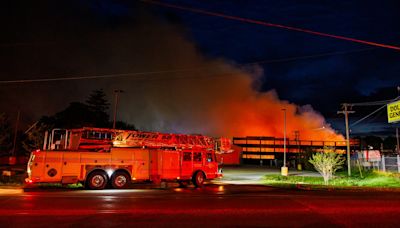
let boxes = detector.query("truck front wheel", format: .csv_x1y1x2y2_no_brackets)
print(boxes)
192,171,205,188
86,171,108,190
111,171,130,189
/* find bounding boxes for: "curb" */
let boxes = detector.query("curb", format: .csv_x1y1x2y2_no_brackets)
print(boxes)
270,183,400,192
0,185,24,190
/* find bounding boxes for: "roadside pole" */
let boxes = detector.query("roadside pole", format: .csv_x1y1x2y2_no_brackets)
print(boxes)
113,89,124,130
281,108,288,176
338,104,354,176
396,127,399,155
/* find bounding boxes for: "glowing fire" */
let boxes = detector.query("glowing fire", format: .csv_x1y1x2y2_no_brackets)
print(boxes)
187,64,344,141
210,87,344,141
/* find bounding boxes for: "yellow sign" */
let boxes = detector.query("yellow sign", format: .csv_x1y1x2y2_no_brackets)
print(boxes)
387,100,400,123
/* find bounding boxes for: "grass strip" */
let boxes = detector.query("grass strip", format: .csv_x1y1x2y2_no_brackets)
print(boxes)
263,170,400,188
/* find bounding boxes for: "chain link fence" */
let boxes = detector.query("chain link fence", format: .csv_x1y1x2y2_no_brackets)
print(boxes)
380,155,400,173
355,151,400,173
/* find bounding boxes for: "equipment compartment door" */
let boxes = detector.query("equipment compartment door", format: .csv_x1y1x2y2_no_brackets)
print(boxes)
133,149,150,180
62,152,81,176
161,150,180,179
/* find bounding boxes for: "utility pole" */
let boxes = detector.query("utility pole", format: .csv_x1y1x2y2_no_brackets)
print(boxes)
338,104,355,176
113,89,124,130
281,108,288,176
283,109,287,167
397,86,400,155
294,130,301,170
294,130,300,151
397,127,400,155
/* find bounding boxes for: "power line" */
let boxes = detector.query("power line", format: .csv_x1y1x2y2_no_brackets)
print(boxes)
350,104,387,127
0,47,377,84
0,68,208,84
141,0,400,51
344,96,400,107
242,47,376,65
348,96,400,127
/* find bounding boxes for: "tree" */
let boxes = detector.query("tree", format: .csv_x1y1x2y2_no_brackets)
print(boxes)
54,102,94,128
309,147,345,184
22,118,55,154
51,89,111,128
86,89,110,127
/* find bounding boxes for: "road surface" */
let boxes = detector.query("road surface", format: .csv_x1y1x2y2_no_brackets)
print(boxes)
0,184,399,227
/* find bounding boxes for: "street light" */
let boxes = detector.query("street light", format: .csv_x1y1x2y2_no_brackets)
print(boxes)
113,89,124,130
313,126,326,131
281,108,288,176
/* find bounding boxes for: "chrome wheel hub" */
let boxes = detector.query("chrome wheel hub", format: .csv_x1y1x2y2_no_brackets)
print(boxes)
115,175,127,187
91,175,105,187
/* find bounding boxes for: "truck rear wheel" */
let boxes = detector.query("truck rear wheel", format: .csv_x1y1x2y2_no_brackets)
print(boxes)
86,171,108,190
192,171,205,188
111,171,130,189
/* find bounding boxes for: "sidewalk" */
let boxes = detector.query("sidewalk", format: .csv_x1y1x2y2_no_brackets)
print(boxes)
214,165,321,185
0,188,23,194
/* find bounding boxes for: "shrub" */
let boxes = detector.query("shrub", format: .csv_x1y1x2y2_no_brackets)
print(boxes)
309,147,345,184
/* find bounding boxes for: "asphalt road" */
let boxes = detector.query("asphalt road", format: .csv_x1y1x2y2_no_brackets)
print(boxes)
1,183,400,227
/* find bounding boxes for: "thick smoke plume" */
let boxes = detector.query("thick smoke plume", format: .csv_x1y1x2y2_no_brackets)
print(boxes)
120,60,344,141
113,20,343,141
1,3,344,141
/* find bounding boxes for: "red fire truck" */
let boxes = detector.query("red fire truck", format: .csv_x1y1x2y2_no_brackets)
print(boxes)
26,127,223,190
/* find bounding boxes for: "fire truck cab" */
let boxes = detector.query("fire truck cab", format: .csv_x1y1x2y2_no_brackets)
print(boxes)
26,128,222,190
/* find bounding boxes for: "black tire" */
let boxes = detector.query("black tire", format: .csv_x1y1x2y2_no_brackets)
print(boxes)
192,171,205,188
111,171,130,189
86,170,108,190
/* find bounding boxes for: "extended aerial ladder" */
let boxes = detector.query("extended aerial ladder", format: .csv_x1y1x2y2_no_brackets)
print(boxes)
43,127,232,153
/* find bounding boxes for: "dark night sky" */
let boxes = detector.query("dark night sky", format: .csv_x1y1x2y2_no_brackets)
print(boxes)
1,0,400,137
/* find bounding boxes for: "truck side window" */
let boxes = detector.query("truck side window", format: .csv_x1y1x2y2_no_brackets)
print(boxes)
183,152,192,161
193,152,202,162
207,153,213,162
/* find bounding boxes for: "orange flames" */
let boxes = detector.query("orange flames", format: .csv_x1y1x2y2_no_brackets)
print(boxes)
204,70,344,141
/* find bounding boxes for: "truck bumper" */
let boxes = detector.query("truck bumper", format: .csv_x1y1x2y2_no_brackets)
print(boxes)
25,177,34,184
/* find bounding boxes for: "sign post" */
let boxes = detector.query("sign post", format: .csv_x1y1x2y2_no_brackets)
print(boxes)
388,100,400,155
